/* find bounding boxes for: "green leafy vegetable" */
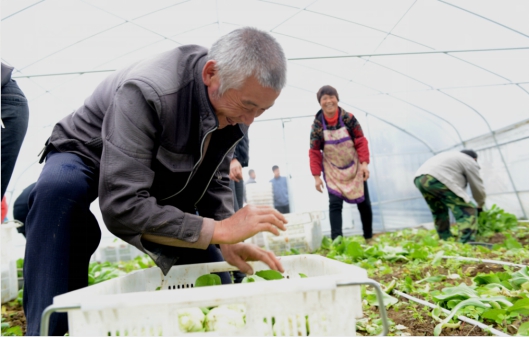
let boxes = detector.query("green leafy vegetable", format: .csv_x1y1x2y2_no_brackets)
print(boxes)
195,274,222,287
255,270,284,280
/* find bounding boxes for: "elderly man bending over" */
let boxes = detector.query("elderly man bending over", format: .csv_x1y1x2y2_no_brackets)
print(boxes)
24,27,287,336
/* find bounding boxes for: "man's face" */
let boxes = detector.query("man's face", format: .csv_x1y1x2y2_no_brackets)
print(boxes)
250,172,256,179
203,61,280,129
273,168,280,178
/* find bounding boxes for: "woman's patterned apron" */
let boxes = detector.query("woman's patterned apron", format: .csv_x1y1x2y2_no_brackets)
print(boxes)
321,112,365,203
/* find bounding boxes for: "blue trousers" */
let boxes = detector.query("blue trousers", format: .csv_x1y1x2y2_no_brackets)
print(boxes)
24,151,230,336
1,79,29,198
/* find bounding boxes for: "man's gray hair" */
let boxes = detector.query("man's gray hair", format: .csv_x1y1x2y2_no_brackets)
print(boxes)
208,27,287,96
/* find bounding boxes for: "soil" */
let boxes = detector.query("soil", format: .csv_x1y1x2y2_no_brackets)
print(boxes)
2,301,26,336
486,233,506,244
385,299,491,336
464,263,506,277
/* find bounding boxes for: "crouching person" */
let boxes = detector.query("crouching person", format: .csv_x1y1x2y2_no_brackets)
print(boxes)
24,27,287,336
414,149,486,243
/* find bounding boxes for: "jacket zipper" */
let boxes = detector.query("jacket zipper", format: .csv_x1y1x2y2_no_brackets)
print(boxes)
194,135,243,210
160,126,218,201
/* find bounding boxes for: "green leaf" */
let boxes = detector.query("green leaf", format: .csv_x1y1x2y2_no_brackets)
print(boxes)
422,235,439,247
432,284,477,301
518,321,529,336
4,326,22,336
255,270,284,280
474,273,501,285
507,298,529,314
16,258,24,269
195,274,222,287
433,323,442,336
321,236,332,250
366,290,398,308
299,273,308,278
417,275,446,283
510,267,529,288
332,236,343,247
481,309,506,323
345,241,364,259
410,248,429,260
504,237,522,249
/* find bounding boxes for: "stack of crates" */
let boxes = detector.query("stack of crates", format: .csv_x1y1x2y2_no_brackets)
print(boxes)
245,182,274,207
99,240,143,263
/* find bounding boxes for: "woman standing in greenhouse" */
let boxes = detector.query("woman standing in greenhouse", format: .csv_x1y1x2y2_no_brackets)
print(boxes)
309,85,372,240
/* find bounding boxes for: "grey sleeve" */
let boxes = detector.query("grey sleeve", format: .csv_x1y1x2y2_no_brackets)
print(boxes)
99,81,205,245
465,160,486,207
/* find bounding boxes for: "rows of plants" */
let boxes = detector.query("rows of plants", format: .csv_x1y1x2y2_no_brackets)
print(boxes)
312,206,528,336
2,205,527,336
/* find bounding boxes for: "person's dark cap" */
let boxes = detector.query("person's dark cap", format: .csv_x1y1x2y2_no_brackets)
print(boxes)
316,85,339,103
460,149,478,159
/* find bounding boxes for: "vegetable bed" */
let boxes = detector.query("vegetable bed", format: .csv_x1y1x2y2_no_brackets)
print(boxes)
312,207,529,336
2,206,527,336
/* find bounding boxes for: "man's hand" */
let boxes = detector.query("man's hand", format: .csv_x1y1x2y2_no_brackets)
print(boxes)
314,175,324,193
358,162,370,181
229,158,243,182
212,205,287,244
220,243,284,275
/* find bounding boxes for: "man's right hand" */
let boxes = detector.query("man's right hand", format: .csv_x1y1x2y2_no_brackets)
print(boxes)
314,175,324,193
211,205,287,244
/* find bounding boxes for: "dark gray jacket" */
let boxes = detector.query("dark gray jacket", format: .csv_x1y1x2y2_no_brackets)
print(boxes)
233,132,249,167
43,45,247,273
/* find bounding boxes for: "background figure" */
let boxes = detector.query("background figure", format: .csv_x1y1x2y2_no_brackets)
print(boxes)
229,133,249,284
246,169,257,184
229,132,249,211
270,165,290,214
414,149,486,243
1,63,29,199
309,85,373,240
12,182,36,237
1,197,7,222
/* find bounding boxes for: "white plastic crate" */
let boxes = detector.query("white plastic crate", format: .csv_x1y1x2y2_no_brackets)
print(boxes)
43,255,388,336
1,221,21,303
250,212,323,255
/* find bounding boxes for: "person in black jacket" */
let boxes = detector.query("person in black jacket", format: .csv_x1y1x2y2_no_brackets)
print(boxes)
229,132,249,283
229,132,249,211
1,63,29,199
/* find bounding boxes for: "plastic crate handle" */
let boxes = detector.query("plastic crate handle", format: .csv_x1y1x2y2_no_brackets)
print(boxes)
336,278,390,336
40,305,81,336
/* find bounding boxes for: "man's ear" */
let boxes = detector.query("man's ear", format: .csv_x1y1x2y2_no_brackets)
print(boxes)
202,60,218,86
